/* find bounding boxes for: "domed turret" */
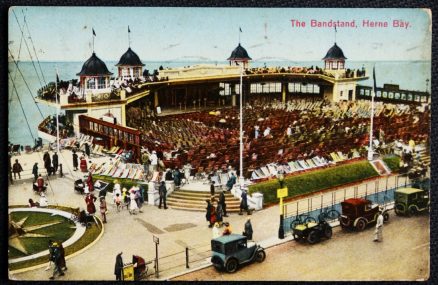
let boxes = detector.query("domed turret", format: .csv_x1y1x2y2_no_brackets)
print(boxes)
116,48,144,80
322,43,347,70
77,53,113,76
227,43,252,68
77,52,112,91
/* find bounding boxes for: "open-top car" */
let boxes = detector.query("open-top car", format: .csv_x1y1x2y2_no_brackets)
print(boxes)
211,234,266,273
292,220,332,244
394,187,429,216
339,198,389,231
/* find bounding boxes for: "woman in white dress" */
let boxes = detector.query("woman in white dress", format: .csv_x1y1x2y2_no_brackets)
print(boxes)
129,189,138,215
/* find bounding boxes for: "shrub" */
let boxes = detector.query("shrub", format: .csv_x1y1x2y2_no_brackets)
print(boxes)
382,155,400,172
248,160,379,205
92,174,148,193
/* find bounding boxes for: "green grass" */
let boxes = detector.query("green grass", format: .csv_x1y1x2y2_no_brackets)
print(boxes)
9,212,76,259
382,155,401,172
92,174,148,193
9,208,103,271
248,160,379,204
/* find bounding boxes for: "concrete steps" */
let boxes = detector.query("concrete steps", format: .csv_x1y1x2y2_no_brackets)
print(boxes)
167,189,241,212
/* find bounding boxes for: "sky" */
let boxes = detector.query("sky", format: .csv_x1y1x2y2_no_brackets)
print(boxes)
8,7,431,62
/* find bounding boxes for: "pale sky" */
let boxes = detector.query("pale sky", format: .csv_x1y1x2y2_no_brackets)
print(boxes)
8,7,431,62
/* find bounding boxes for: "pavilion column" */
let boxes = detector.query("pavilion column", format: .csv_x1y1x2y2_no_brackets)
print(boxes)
282,82,287,103
154,91,159,108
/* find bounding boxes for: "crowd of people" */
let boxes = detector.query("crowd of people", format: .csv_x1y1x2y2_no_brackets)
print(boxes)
124,97,429,179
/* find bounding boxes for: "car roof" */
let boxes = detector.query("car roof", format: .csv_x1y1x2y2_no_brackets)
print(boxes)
396,187,424,194
342,198,369,205
213,234,246,243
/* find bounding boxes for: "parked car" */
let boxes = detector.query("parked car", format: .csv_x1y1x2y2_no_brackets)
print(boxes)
394,187,429,216
339,198,389,231
211,234,266,273
292,220,332,244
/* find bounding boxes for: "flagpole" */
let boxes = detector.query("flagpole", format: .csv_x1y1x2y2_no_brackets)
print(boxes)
128,26,131,48
55,68,60,154
368,65,375,161
239,63,244,188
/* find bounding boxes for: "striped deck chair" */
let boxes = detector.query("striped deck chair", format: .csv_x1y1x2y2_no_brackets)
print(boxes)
293,161,303,171
297,160,310,169
306,159,317,168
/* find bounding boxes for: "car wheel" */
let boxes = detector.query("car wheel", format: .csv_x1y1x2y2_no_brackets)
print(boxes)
355,219,367,231
324,226,333,239
225,259,238,273
395,204,405,216
339,217,350,228
307,230,319,244
255,250,266,263
383,212,389,222
409,206,417,216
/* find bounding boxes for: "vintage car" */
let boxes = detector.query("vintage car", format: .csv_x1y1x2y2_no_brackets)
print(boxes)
394,187,429,216
339,198,389,231
211,234,266,273
292,220,332,244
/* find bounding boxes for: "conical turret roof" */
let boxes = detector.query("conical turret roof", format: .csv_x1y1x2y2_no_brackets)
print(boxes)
227,43,252,61
77,53,113,76
116,47,144,66
322,43,347,60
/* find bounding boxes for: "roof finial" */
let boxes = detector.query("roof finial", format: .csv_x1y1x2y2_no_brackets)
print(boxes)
334,25,337,44
92,28,96,53
239,27,242,44
128,25,131,48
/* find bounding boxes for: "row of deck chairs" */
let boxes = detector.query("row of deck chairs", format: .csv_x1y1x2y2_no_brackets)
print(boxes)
92,159,145,180
60,134,94,150
250,150,360,180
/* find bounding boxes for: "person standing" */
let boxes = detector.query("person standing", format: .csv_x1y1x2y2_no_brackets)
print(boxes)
173,167,181,189
32,162,39,182
373,210,384,242
85,142,91,158
158,181,167,209
219,191,228,217
49,242,64,280
210,181,215,197
205,200,212,227
58,242,67,271
99,197,108,223
243,218,253,240
85,193,97,215
72,150,78,171
149,150,158,173
37,174,45,194
239,189,249,215
129,189,139,214
44,152,52,176
52,152,59,174
216,202,223,226
114,252,124,281
212,222,221,239
141,150,150,178
226,172,236,191
12,159,23,180
86,172,94,192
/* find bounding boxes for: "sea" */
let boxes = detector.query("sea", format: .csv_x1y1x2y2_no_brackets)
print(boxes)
8,60,431,146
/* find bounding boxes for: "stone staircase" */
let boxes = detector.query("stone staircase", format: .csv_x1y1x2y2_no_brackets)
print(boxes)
417,146,430,166
167,189,241,212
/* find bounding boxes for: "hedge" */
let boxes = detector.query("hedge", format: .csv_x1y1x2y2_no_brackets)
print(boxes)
248,160,379,205
382,155,400,172
91,174,148,193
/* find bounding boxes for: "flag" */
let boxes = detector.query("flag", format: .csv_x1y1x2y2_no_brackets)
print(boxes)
373,66,377,91
239,27,242,32
92,28,96,36
128,26,131,33
334,25,337,33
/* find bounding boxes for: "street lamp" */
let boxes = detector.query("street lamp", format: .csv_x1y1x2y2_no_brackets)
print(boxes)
277,173,287,239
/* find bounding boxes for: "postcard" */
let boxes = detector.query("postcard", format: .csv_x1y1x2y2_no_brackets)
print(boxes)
8,7,431,281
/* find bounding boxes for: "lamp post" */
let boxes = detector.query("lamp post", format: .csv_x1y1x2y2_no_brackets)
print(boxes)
277,173,287,239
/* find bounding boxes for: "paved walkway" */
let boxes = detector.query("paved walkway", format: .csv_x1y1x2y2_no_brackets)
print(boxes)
7,150,416,281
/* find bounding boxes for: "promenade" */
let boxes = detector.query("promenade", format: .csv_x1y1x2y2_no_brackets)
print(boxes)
8,149,411,281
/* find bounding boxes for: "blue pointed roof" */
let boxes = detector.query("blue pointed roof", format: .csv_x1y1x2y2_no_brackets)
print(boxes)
77,53,113,76
227,43,252,61
116,47,144,66
322,43,347,60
